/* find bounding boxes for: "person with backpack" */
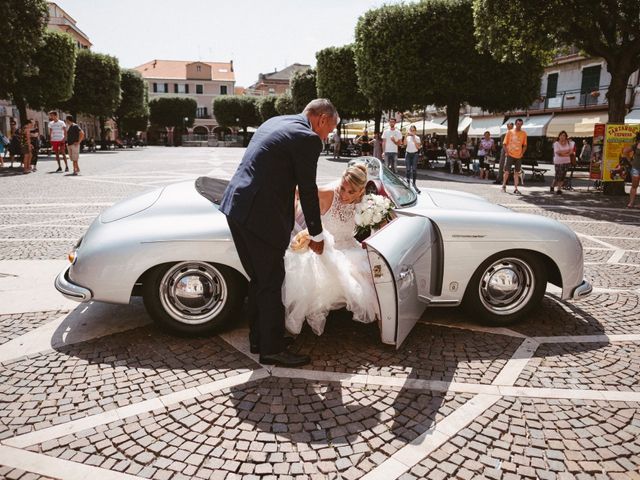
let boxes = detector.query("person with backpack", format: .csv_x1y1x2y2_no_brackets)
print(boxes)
65,116,85,176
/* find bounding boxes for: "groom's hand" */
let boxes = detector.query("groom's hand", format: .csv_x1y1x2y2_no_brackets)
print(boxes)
309,239,324,255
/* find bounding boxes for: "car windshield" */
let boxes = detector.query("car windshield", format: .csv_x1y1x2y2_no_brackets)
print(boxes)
380,164,417,208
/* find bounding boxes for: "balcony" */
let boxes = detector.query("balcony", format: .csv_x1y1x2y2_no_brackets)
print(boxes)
527,84,634,113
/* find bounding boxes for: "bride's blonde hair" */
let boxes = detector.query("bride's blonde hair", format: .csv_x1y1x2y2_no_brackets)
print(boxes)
342,163,367,191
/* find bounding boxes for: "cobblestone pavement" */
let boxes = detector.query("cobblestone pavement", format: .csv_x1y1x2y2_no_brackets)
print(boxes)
0,148,639,479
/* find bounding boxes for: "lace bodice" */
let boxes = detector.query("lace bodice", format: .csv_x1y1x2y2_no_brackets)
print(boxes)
322,188,359,250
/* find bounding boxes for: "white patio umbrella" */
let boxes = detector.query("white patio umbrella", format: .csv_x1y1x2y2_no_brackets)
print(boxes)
408,120,447,135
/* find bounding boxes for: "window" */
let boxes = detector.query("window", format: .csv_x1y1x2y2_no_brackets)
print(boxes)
154,83,168,93
196,84,203,94
581,65,601,106
175,84,189,94
268,88,275,94
196,65,201,72
220,85,228,95
196,107,208,118
546,73,558,99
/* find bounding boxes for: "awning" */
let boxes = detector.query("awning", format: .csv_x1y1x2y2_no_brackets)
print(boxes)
467,116,505,138
625,109,640,124
501,114,553,136
546,112,608,138
407,120,447,135
442,116,473,134
430,116,446,125
343,120,372,131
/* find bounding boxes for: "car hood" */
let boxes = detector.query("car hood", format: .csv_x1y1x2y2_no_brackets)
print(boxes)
404,188,509,213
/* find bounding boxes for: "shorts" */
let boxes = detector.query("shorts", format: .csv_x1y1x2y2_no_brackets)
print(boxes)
504,156,522,172
51,141,66,153
554,163,570,182
631,167,640,177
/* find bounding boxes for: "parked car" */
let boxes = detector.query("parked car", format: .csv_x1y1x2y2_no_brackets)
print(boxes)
55,157,591,348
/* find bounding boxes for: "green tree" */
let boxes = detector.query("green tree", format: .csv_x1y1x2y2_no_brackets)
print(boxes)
356,0,543,144
0,0,48,103
149,97,196,146
213,96,260,146
473,0,640,123
258,95,279,123
275,94,295,115
114,69,148,139
316,45,372,123
65,50,121,140
290,68,317,112
11,30,76,123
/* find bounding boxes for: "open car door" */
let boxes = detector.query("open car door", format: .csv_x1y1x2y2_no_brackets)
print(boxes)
364,216,434,348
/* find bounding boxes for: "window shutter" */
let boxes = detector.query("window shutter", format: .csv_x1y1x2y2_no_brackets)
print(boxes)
185,84,189,94
164,83,168,93
153,83,157,93
174,84,178,93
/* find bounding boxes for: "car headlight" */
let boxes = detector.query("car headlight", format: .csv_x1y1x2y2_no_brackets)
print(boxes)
68,236,83,264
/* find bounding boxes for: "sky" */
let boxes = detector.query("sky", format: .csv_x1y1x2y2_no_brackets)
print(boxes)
54,0,403,88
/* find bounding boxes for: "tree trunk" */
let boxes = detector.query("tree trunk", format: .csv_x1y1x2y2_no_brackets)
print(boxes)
15,96,28,125
446,100,460,147
373,110,382,134
606,63,633,123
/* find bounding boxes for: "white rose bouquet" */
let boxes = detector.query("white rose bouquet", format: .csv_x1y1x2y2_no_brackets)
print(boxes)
354,194,394,239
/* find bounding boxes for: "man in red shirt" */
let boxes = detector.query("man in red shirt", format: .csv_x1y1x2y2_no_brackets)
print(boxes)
501,118,527,195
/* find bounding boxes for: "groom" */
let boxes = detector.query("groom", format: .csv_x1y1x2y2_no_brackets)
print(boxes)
220,98,339,367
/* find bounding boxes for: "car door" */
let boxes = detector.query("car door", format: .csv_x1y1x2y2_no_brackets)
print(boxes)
364,216,434,348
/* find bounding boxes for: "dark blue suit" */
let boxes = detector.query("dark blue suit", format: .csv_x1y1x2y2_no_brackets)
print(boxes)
220,114,323,354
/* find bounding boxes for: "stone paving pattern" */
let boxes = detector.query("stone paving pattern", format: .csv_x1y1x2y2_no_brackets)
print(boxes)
0,326,258,440
0,310,68,346
30,377,473,479
293,320,521,384
406,397,640,480
1,149,639,479
516,341,640,391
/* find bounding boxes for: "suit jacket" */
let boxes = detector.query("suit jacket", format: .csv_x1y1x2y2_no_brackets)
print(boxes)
219,114,323,250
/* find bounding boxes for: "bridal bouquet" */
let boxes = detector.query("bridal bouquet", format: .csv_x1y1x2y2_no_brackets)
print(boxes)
354,194,394,239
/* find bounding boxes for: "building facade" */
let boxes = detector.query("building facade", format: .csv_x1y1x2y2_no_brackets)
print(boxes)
134,59,235,138
47,2,92,50
246,63,311,96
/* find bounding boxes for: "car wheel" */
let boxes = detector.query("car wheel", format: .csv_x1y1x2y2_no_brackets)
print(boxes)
463,251,547,326
142,261,246,335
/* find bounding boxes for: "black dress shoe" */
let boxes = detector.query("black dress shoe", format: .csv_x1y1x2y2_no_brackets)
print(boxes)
259,349,310,367
250,336,294,354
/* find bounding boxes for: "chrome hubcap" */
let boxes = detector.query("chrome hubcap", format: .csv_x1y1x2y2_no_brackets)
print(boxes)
479,257,534,315
159,262,227,325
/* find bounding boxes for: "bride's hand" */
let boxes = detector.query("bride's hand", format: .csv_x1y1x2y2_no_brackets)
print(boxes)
309,239,324,255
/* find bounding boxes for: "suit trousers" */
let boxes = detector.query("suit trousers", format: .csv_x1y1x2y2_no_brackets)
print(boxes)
227,217,286,355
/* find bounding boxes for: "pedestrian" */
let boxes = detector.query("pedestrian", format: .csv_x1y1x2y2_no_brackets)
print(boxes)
65,115,84,176
579,139,591,165
494,122,513,184
357,129,372,156
332,130,341,159
627,133,640,209
48,111,68,172
446,143,461,174
20,119,34,174
29,120,40,172
459,143,471,173
8,119,20,168
219,98,339,367
382,118,403,172
551,130,574,194
372,131,383,161
477,131,495,180
501,118,527,195
403,125,421,192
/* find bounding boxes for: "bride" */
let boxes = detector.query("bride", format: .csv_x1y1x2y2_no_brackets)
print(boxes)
283,164,379,336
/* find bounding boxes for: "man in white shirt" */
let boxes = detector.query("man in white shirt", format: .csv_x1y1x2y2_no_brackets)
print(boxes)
48,111,68,172
382,118,403,172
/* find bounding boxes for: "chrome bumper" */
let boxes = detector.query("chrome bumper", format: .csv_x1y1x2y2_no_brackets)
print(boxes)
571,279,592,299
54,266,93,302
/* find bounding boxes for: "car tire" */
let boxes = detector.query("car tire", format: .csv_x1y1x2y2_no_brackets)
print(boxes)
142,261,246,335
463,251,547,327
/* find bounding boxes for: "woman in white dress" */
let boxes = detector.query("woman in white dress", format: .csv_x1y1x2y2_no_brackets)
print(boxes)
283,164,379,336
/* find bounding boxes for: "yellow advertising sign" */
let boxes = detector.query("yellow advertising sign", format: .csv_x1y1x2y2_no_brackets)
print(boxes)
602,123,640,181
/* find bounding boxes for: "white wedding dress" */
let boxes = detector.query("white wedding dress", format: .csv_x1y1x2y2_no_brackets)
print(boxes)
282,187,379,336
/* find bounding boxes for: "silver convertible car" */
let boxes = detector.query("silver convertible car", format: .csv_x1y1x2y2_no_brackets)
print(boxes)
55,157,592,348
